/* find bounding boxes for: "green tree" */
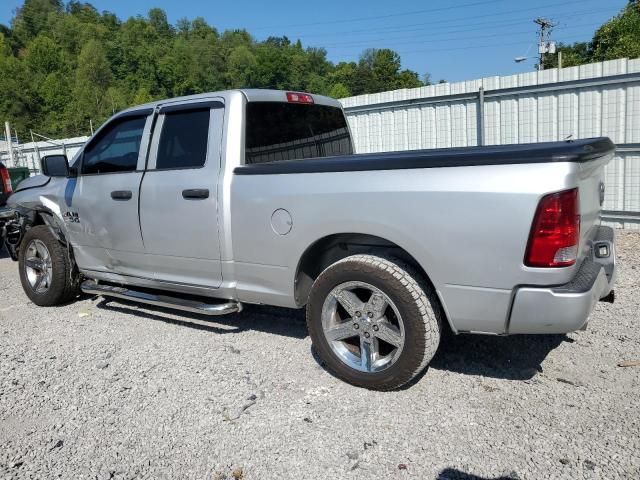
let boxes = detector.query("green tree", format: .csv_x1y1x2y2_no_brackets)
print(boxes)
543,41,591,69
70,39,112,132
371,49,402,89
542,1,640,69
24,35,64,75
395,69,423,89
148,8,172,37
329,62,359,94
328,83,351,99
591,1,640,61
227,45,257,88
11,0,63,48
0,55,33,133
0,1,429,135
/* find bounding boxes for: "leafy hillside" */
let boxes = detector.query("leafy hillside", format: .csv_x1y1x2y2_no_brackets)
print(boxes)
0,1,424,137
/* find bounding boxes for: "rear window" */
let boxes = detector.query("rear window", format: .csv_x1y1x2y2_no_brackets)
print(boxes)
245,102,353,164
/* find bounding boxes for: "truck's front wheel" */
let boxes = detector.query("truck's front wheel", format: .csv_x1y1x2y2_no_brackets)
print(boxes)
306,254,442,390
18,225,79,306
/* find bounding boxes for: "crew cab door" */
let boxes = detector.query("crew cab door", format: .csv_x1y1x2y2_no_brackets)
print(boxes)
67,110,153,277
139,99,224,288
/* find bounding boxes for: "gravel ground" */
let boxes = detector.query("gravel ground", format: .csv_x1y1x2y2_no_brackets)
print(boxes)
1,233,639,480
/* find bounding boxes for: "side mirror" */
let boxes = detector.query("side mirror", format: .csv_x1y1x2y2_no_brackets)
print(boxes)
41,154,71,177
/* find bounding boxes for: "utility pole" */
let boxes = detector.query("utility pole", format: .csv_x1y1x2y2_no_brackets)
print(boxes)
534,17,556,71
4,122,14,166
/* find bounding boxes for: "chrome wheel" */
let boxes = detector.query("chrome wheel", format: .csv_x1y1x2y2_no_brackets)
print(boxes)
321,281,405,373
24,239,53,294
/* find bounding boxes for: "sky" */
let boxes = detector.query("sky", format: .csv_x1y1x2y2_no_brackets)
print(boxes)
0,0,630,82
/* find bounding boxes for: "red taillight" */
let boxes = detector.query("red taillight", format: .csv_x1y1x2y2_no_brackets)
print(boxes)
286,92,314,104
0,167,11,194
525,188,580,268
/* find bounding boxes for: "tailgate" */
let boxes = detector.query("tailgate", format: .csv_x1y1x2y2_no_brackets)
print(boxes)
577,149,615,260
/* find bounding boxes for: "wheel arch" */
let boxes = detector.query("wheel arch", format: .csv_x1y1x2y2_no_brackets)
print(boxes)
294,233,436,307
8,206,72,261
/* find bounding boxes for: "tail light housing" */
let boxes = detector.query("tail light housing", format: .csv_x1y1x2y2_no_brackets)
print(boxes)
525,188,580,267
286,92,314,104
0,167,12,194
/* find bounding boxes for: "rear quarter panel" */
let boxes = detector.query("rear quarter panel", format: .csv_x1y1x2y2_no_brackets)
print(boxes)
229,161,583,333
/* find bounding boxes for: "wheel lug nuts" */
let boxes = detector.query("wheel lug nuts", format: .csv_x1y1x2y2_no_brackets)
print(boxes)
353,323,360,329
373,325,379,331
367,312,373,318
355,311,361,317
364,332,370,338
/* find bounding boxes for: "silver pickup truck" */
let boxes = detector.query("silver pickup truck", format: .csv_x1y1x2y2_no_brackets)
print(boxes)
4,89,617,390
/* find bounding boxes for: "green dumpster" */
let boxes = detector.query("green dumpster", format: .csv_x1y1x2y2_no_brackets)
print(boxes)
8,167,30,190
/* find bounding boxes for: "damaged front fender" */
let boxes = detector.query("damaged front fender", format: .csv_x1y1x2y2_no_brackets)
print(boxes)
0,205,69,262
0,207,22,260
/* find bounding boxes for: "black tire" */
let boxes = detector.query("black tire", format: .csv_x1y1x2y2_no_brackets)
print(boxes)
18,225,79,306
306,254,442,390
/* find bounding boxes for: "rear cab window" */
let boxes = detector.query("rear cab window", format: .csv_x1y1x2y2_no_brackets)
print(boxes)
156,109,210,170
245,102,353,164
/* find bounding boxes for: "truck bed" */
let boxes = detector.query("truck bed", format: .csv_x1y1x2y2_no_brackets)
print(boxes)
235,137,615,175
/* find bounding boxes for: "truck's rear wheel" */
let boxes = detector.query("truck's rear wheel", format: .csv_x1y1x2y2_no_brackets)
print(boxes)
18,225,79,306
306,254,441,390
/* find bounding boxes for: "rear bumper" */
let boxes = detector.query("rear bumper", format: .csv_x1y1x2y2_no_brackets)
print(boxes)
507,226,616,334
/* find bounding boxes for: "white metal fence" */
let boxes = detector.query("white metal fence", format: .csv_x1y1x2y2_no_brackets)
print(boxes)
2,60,639,229
0,136,88,174
341,58,640,230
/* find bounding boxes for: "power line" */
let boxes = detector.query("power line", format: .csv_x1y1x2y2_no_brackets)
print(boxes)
317,21,602,50
249,0,510,31
283,6,617,40
248,0,598,34
334,34,588,58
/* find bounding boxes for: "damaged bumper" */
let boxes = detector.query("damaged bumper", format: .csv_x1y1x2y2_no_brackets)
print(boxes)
0,207,22,260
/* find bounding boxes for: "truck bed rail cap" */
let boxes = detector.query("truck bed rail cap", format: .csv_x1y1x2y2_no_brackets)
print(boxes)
234,137,615,175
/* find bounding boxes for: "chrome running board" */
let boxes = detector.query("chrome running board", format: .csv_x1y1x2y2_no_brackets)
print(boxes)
81,280,242,316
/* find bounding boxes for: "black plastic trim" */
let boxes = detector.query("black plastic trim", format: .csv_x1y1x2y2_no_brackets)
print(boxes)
113,108,154,121
159,101,224,114
593,224,615,243
182,189,210,200
111,190,133,201
234,137,615,175
552,258,602,294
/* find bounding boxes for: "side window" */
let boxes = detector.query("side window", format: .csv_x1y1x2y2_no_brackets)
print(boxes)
156,109,210,170
82,116,147,175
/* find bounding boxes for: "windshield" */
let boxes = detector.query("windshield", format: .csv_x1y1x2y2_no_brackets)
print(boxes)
245,102,353,164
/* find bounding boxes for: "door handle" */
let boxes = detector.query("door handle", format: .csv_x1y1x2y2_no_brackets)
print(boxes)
182,189,210,200
111,190,133,201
